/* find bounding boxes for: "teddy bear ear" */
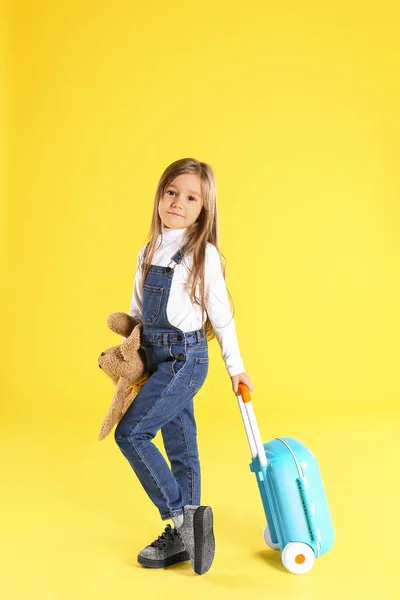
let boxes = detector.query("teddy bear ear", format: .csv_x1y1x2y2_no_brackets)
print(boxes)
131,323,142,345
120,324,142,362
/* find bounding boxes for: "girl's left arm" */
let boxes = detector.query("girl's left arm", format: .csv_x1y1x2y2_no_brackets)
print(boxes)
230,371,254,395
204,244,254,395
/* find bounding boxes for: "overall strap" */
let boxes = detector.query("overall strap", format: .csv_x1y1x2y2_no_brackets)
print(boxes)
171,244,188,266
143,242,188,267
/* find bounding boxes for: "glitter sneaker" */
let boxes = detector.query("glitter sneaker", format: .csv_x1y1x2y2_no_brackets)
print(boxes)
137,524,190,568
176,505,215,575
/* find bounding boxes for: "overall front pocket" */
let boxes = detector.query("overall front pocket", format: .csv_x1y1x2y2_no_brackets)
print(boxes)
188,357,209,394
142,284,164,324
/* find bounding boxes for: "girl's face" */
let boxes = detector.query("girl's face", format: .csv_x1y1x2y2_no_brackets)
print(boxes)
158,173,204,229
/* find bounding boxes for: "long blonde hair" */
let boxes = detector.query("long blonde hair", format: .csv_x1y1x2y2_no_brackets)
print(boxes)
140,157,235,341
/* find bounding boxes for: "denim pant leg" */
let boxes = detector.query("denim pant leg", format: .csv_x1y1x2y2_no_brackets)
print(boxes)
114,360,198,521
161,398,201,508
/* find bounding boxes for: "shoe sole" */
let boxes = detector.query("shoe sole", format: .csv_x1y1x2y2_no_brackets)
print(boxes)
137,550,190,568
193,506,215,575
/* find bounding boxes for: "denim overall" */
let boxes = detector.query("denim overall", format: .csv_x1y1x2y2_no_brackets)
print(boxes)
114,243,209,521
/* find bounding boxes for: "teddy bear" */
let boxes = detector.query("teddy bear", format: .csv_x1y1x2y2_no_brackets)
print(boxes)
97,312,148,441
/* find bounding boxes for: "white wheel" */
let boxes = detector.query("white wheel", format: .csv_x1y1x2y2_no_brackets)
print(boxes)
281,542,315,574
263,523,280,550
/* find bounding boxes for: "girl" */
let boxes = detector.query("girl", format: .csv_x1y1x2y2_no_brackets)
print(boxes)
114,157,254,575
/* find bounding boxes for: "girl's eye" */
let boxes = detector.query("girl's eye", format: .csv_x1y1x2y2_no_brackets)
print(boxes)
166,190,197,201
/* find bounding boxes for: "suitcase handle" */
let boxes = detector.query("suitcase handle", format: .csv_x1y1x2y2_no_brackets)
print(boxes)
236,383,268,467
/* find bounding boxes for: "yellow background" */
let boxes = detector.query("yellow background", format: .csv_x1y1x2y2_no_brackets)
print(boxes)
2,1,399,598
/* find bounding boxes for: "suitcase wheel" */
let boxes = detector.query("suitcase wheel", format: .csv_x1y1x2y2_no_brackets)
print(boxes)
263,523,280,550
281,542,315,575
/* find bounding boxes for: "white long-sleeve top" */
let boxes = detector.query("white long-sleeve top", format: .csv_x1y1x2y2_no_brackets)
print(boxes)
127,225,245,377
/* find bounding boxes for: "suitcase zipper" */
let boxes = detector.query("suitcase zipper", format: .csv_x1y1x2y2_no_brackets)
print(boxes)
276,438,321,558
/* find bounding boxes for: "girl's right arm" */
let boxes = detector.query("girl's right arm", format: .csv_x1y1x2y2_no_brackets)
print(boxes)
122,247,144,342
129,247,144,322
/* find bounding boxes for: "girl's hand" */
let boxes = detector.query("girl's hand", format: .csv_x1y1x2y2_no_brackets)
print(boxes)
231,372,254,395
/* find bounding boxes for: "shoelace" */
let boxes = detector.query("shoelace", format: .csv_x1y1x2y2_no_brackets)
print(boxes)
150,524,179,549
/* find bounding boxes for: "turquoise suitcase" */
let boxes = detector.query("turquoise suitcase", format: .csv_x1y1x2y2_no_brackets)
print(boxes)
236,383,334,574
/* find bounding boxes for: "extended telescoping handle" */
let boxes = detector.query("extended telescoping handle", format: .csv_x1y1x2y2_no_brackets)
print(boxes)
236,383,268,467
